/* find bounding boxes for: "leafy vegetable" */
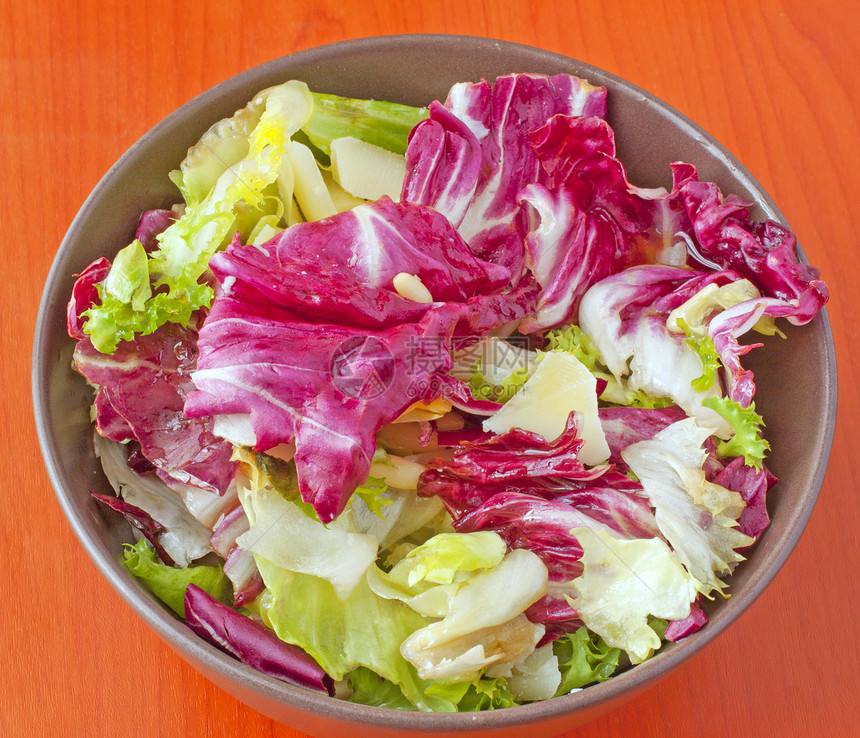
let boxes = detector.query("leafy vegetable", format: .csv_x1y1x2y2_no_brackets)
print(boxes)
519,114,661,331
102,240,151,311
254,560,455,712
397,531,507,586
353,474,395,520
578,265,733,436
95,435,214,567
553,627,622,694
399,549,548,681
67,71,831,711
82,81,315,353
621,418,755,596
543,324,602,371
702,396,771,469
235,478,378,600
403,73,608,278
483,352,610,465
568,528,698,663
184,583,334,695
303,91,429,156
123,539,230,617
669,162,829,325
184,197,529,523
427,675,519,710
469,359,532,403
676,316,721,392
347,667,416,710
74,323,238,496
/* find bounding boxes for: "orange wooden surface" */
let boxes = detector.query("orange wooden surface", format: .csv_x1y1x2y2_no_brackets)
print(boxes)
4,0,858,736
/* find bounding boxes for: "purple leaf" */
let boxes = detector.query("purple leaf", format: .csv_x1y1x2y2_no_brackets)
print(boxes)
669,163,828,324
427,412,608,485
185,200,533,523
67,257,110,339
712,456,777,542
74,324,237,496
599,406,688,472
222,546,264,608
134,208,177,253
664,600,708,642
403,73,608,280
518,115,667,331
184,584,334,695
91,492,175,566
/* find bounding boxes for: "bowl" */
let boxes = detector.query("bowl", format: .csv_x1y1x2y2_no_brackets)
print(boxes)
32,34,837,737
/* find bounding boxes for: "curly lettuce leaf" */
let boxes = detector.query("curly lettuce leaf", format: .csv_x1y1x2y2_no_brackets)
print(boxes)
426,675,518,710
702,396,771,469
621,418,755,596
354,474,394,520
553,626,622,695
543,324,603,372
469,359,532,403
123,539,230,617
83,81,315,353
676,316,721,392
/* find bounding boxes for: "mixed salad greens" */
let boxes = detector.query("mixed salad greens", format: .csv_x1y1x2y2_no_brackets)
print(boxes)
66,73,828,711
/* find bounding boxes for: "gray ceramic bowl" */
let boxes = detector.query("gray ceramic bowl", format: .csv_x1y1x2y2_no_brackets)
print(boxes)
33,35,836,737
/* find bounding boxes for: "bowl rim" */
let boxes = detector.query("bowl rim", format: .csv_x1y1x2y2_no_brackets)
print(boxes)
32,32,838,734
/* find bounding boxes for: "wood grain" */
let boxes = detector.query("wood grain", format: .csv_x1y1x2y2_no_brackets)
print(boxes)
4,0,857,736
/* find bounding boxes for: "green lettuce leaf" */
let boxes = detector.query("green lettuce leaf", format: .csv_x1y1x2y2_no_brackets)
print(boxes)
255,559,455,712
102,240,151,310
303,92,429,155
543,324,602,371
676,317,721,392
701,396,771,469
426,675,518,710
553,627,622,695
122,539,230,617
236,479,378,600
397,531,507,587
347,667,416,710
469,360,532,403
83,81,314,353
353,474,394,520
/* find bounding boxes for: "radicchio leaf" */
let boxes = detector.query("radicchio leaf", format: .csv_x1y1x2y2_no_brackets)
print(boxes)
67,257,111,339
73,323,238,496
519,115,661,331
184,584,334,695
92,492,175,566
403,73,608,280
668,163,828,325
185,199,533,523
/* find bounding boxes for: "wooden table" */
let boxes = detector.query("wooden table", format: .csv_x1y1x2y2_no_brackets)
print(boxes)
5,1,857,736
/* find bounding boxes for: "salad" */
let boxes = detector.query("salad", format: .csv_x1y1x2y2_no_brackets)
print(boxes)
66,73,828,711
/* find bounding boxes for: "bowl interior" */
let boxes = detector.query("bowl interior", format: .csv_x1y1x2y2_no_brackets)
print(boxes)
33,34,836,737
